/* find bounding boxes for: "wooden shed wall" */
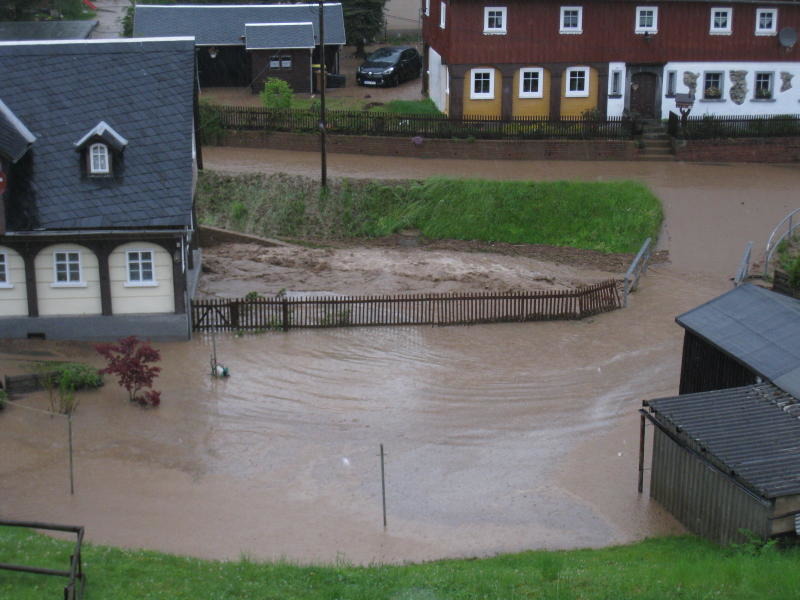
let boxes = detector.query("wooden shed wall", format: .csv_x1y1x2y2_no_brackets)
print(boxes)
650,426,772,545
679,331,758,395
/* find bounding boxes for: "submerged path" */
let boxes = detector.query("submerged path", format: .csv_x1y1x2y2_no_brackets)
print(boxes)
1,150,798,564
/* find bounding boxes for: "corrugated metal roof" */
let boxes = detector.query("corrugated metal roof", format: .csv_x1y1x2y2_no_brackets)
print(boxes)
676,284,800,398
647,383,800,499
134,4,346,46
245,23,316,49
0,20,98,41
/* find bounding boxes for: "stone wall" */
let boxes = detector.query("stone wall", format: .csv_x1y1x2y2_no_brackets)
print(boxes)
673,137,800,163
217,131,640,161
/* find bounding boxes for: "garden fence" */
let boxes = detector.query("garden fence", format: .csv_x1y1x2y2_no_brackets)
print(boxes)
204,105,633,140
676,114,800,139
191,282,622,332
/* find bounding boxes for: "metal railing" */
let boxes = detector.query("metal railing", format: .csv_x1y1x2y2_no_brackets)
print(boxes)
623,238,653,307
763,208,800,277
734,241,754,286
0,520,85,599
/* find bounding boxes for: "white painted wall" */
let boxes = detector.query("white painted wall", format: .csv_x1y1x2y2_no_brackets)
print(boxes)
109,242,174,315
35,244,102,316
427,46,448,113
0,246,28,317
660,61,800,119
606,61,626,117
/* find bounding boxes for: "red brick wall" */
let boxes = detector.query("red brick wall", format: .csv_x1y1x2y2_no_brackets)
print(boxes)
217,131,640,161
673,137,800,163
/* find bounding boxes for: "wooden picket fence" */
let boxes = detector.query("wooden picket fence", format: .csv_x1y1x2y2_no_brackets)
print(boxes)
191,281,621,332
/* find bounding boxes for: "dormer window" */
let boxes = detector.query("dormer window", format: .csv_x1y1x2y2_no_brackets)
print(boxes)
90,143,110,175
74,120,128,179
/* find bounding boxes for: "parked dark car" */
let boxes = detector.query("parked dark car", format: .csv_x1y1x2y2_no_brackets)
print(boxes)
356,46,422,87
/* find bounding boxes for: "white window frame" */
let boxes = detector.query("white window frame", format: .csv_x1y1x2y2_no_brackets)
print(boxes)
754,71,774,99
484,6,507,34
560,6,583,34
666,70,677,96
519,67,544,98
470,68,495,99
710,7,732,35
440,1,446,28
89,143,110,175
702,71,724,100
635,6,658,34
125,249,158,287
52,250,85,287
609,69,622,96
565,66,590,97
424,0,430,16
0,252,11,288
755,8,777,35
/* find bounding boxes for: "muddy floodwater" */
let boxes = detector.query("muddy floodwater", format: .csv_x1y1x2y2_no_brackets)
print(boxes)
2,155,799,564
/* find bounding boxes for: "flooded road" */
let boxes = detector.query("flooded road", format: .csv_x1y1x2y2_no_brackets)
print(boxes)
2,153,798,564
2,268,720,564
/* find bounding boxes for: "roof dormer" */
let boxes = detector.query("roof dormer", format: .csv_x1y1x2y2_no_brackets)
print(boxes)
74,121,127,177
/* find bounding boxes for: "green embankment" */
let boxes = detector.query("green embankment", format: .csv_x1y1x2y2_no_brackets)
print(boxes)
196,173,662,254
1,528,797,599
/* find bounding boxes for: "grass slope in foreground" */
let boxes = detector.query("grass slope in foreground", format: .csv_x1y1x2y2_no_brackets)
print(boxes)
196,173,662,255
1,529,798,599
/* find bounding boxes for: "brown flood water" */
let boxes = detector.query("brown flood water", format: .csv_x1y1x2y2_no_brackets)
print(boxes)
1,156,798,564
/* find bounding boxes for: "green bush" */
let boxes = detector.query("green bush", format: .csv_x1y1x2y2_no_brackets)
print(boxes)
260,78,293,110
33,362,102,392
198,100,224,145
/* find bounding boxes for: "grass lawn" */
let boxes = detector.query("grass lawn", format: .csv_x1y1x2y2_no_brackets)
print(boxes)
1,528,798,599
196,173,662,254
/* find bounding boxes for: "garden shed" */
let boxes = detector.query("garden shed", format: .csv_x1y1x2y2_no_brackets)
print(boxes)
133,3,346,93
675,284,800,396
644,383,800,545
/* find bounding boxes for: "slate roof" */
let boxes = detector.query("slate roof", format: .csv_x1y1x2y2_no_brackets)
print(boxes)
0,20,98,41
676,284,800,398
0,98,36,163
134,4,346,47
245,23,316,50
0,38,196,230
646,383,800,498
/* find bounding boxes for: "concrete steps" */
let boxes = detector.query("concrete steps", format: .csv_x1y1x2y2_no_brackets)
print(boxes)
638,121,674,161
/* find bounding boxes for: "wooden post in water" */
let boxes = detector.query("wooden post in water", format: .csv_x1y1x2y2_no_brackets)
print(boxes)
282,297,289,332
380,443,387,529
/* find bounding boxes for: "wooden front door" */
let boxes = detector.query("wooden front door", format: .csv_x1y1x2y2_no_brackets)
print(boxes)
630,72,658,118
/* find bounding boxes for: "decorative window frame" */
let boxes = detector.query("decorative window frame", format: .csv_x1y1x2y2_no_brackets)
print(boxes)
559,6,583,34
755,8,777,36
635,6,658,34
52,250,85,287
753,71,774,100
0,252,11,288
470,68,495,99
440,1,446,28
125,249,158,287
483,6,507,34
565,66,590,98
609,69,623,97
702,70,725,100
89,143,110,175
519,67,544,98
710,7,732,35
665,70,677,97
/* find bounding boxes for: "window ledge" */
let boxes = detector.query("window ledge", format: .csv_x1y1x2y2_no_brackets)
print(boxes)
751,98,776,103
519,94,544,99
0,283,14,289
124,281,159,288
709,31,732,35
755,31,776,36
608,93,623,99
700,98,725,102
559,29,582,34
51,282,87,288
470,96,495,100
635,30,658,35
665,93,676,98
565,93,590,98
483,30,507,35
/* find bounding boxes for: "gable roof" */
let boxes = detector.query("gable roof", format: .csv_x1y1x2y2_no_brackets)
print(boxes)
134,3,346,47
74,121,129,152
676,284,800,398
245,22,316,50
646,383,800,499
0,98,36,163
0,20,98,42
0,38,196,231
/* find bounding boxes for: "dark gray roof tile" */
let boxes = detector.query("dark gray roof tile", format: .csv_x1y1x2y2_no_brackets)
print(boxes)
0,20,98,41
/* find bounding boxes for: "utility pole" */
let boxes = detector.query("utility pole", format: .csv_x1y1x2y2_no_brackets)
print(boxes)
318,0,327,188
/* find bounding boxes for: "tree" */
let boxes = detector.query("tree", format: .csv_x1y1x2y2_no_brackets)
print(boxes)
96,336,162,407
341,0,386,58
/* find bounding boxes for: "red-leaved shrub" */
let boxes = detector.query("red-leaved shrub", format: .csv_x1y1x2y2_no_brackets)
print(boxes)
95,336,162,408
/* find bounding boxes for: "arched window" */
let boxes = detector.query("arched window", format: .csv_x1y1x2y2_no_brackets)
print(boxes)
89,143,110,175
